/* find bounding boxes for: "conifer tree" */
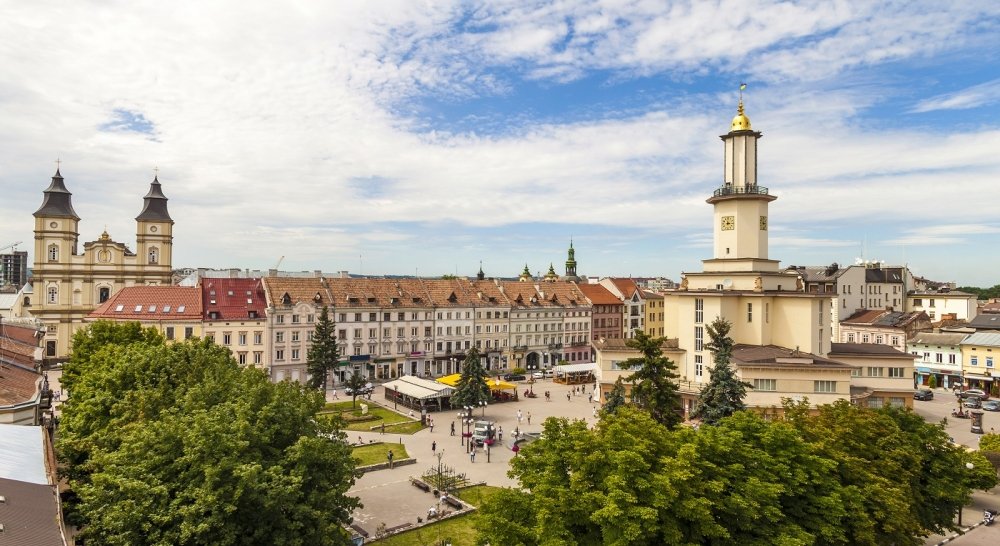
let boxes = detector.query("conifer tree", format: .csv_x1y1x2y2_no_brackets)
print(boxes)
620,331,682,428
450,348,491,410
692,317,751,425
306,306,339,390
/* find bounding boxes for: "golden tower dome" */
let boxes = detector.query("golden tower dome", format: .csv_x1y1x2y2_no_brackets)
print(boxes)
730,99,751,131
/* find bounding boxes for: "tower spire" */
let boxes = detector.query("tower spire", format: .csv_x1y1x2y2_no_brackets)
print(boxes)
34,167,80,219
136,173,172,222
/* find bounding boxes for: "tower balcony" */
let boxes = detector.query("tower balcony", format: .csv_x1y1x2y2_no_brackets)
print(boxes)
712,185,768,197
707,184,776,204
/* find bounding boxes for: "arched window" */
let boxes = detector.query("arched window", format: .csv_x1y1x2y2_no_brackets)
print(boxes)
47,286,58,304
148,246,158,264
48,244,58,262
23,296,30,307
99,287,110,303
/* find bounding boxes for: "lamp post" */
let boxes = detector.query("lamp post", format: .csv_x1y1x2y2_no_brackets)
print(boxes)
958,461,976,526
480,400,487,417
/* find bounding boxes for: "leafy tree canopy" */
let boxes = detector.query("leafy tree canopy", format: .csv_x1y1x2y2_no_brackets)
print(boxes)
57,322,360,546
450,348,491,410
343,369,369,409
476,402,997,546
619,331,682,428
956,284,1000,300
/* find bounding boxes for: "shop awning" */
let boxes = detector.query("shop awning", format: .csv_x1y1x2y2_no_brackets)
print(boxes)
383,376,453,400
437,374,516,391
553,362,597,375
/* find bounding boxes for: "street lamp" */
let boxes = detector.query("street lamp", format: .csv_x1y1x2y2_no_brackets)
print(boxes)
480,400,487,417
959,461,975,526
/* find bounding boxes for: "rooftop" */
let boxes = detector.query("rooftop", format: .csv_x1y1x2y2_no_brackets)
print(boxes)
202,278,266,321
89,286,202,321
828,343,916,358
731,344,854,370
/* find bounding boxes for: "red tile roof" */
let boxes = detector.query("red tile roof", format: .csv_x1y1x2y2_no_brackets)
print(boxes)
202,278,266,321
89,286,202,321
577,283,622,305
608,278,639,298
0,362,40,405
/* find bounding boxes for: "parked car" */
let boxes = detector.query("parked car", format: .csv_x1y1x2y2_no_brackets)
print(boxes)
531,371,545,380
913,389,934,401
345,382,374,396
472,420,496,446
964,397,983,409
503,373,526,382
543,369,554,378
959,388,989,400
983,400,1000,412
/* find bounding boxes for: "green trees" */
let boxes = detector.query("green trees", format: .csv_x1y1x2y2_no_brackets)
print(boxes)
449,348,491,410
57,322,360,546
306,305,340,390
475,402,997,546
692,317,750,425
344,369,369,408
600,377,627,417
619,331,682,428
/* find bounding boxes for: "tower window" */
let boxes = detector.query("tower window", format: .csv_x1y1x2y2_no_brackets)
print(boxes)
99,287,110,303
48,244,58,262
148,246,159,264
47,286,58,304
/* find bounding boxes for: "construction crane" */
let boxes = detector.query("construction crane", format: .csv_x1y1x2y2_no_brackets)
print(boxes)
0,241,22,253
274,255,285,270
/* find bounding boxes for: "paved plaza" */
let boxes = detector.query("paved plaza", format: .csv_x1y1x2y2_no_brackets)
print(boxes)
345,378,600,534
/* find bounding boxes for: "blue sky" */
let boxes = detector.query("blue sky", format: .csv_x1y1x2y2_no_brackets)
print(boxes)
2,1,999,286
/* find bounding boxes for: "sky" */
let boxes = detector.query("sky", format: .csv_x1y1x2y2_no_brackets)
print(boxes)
2,1,999,286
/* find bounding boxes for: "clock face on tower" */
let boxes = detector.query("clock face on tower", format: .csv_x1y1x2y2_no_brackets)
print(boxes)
721,216,735,231
759,216,768,230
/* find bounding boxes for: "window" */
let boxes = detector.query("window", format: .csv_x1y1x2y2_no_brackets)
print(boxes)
747,303,753,322
384,313,391,321
867,367,884,377
338,313,346,322
847,333,855,342
695,327,704,351
292,315,300,324
292,349,300,360
891,336,899,346
814,380,837,393
369,313,377,321
275,349,284,361
276,315,284,324
851,367,861,377
184,327,193,339
889,397,905,408
99,287,110,303
205,333,215,343
988,357,995,368
148,246,158,264
398,312,405,321
695,355,703,378
223,332,232,345
949,354,956,364
913,298,922,306
867,398,884,409
862,334,870,343
338,329,346,340
353,329,362,339
48,244,58,262
765,302,769,323
971,356,979,366
292,331,300,342
752,378,776,391
275,331,285,343
47,286,57,304
695,298,704,323
254,332,262,345
238,352,247,365
254,352,262,365
935,353,943,363
46,340,56,357
166,327,175,340
929,299,936,308
307,314,314,323
239,332,247,345
368,328,376,339
354,313,361,321
888,367,905,378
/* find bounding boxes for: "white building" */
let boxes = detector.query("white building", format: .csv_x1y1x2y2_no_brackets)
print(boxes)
908,332,967,389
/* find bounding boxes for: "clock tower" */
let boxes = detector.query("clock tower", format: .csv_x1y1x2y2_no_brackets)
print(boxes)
135,175,174,283
703,96,778,273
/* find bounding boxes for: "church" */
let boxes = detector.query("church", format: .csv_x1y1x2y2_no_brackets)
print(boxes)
32,168,174,363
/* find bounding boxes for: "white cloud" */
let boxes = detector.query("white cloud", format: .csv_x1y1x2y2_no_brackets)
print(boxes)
912,78,1000,113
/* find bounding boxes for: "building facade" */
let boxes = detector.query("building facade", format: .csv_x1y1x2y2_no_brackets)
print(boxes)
908,332,966,389
960,332,1000,394
32,169,173,363
908,289,978,322
201,278,268,369
86,286,202,342
839,309,932,353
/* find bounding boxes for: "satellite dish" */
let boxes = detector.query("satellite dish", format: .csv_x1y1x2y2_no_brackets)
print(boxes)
723,278,733,289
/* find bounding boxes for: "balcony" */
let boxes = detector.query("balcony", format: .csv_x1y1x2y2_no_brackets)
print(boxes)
712,185,769,198
547,343,563,349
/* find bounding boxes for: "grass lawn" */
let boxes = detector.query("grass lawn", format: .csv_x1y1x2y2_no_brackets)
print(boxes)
320,401,425,433
352,443,410,466
372,486,504,545
374,515,479,546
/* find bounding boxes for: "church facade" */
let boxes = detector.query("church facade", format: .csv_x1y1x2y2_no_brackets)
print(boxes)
32,169,174,363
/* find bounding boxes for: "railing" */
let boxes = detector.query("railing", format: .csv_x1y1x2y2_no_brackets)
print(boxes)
547,343,563,349
712,185,769,197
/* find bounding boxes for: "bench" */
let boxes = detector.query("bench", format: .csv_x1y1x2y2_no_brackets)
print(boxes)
443,496,463,509
410,478,431,492
350,524,369,538
385,522,413,534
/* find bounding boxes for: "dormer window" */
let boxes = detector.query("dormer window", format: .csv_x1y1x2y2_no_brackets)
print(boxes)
314,292,322,303
282,293,292,305
114,304,124,312
367,297,376,303
177,305,186,312
148,246,159,264
134,305,143,312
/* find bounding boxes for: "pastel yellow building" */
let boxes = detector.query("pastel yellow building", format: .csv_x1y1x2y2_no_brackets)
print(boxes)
960,332,1000,394
32,169,174,363
643,291,664,337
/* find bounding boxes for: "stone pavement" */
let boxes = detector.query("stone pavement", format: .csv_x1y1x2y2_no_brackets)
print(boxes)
344,378,600,534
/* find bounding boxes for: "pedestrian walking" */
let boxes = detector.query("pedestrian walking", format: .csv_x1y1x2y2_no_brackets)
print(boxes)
387,450,395,469
527,412,531,425
593,407,598,418
498,425,503,441
450,421,456,436
470,447,476,463
381,422,386,435
588,393,593,403
432,441,437,453
567,392,571,402
517,409,523,423
430,421,435,433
